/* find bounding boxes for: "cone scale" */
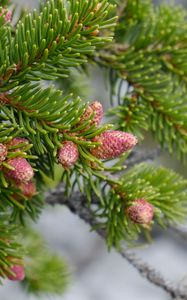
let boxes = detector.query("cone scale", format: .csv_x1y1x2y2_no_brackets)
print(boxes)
126,199,154,225
91,131,138,159
5,158,34,183
58,141,79,168
7,265,25,281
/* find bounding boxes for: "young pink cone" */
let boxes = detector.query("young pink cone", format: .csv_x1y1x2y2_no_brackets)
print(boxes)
5,158,34,182
0,8,12,22
91,131,137,159
58,141,79,168
7,265,25,281
126,199,154,224
89,101,103,126
7,137,29,152
4,10,12,22
18,181,36,199
0,143,7,163
79,101,103,128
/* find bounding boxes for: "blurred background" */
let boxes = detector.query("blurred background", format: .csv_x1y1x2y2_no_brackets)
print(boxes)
0,1,187,299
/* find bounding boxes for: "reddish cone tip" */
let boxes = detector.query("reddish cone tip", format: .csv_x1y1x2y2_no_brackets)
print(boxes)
0,8,12,22
5,10,12,22
8,265,25,281
79,101,103,128
18,181,36,199
5,158,34,182
89,101,103,126
0,143,7,163
91,131,138,159
58,141,79,168
126,199,154,225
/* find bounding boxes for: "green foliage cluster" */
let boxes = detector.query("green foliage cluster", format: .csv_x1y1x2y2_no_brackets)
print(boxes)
0,0,117,293
0,0,116,218
0,217,23,281
1,0,187,296
94,163,187,248
22,228,68,295
98,0,187,160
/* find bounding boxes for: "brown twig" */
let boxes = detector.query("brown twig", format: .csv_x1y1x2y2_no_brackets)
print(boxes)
45,185,187,300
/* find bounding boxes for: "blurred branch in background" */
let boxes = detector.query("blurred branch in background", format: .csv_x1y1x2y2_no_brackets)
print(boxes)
125,147,161,168
170,225,187,241
46,184,187,300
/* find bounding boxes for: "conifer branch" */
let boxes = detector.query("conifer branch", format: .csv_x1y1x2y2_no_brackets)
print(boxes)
95,1,187,160
0,0,187,295
0,0,117,88
45,185,187,300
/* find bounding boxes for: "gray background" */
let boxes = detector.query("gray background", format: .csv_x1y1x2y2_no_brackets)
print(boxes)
0,1,187,300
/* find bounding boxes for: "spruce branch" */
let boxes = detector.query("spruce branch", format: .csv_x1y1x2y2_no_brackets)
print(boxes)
0,0,187,295
45,185,187,300
46,158,187,247
0,217,24,282
107,92,149,139
0,0,121,232
0,0,117,89
22,228,69,295
96,1,187,159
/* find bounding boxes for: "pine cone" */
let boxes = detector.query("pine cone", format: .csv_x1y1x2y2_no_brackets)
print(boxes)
91,131,137,159
18,181,36,199
0,8,12,23
5,158,34,182
7,265,25,281
79,101,103,129
126,199,154,224
58,141,79,168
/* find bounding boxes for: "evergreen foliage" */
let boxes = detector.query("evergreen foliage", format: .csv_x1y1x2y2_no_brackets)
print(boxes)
94,163,187,248
0,0,187,296
22,228,68,295
98,0,187,160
